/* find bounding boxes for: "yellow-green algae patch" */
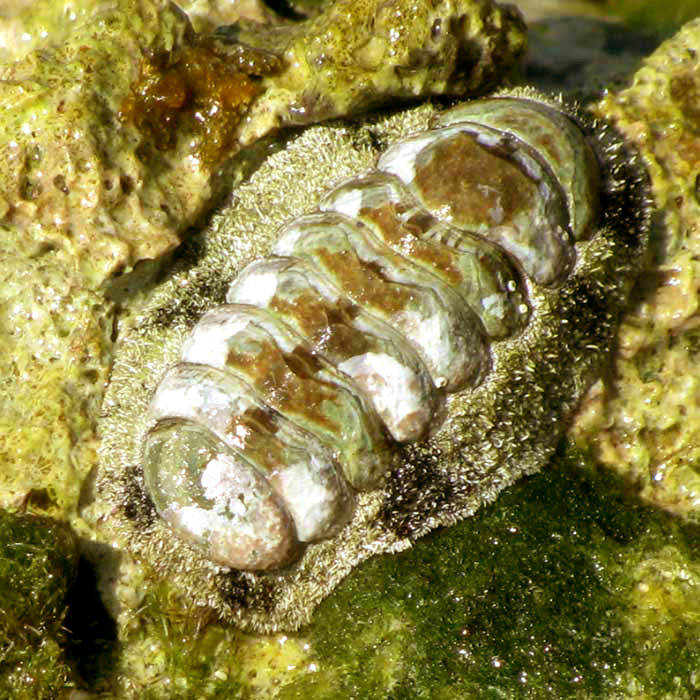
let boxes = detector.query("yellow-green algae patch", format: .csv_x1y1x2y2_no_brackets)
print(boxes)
0,0,228,289
573,17,700,521
0,0,203,518
98,561,316,698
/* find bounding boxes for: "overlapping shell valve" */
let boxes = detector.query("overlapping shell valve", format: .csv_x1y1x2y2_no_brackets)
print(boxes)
142,95,602,571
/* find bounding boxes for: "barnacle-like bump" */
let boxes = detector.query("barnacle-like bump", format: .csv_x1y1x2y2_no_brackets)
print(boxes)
141,96,628,572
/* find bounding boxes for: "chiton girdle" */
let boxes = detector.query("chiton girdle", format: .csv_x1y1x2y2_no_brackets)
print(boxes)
94,87,651,632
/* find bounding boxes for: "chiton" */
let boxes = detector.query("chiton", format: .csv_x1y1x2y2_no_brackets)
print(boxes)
140,94,647,576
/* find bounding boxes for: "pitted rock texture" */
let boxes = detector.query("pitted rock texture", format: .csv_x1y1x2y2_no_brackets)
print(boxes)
574,18,700,520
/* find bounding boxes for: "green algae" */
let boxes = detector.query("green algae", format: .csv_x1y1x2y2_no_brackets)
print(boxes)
1,428,696,695
120,593,244,699
274,446,700,699
0,510,79,698
100,574,248,699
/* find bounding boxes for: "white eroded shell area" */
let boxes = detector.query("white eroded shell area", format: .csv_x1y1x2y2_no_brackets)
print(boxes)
142,96,601,571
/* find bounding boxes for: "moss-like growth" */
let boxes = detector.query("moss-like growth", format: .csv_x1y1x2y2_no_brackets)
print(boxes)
113,581,245,699
0,510,79,698
276,445,700,699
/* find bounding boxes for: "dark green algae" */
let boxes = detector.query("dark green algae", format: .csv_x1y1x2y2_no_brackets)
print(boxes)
0,511,117,698
0,511,79,697
277,445,700,700
5,445,700,698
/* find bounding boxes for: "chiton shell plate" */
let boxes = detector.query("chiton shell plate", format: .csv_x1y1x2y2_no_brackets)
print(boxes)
97,90,651,632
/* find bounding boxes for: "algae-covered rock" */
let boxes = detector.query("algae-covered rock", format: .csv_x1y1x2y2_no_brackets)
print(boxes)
0,0,273,65
229,0,527,142
0,226,113,516
85,449,700,699
0,510,79,698
0,0,241,289
0,0,526,290
573,18,700,521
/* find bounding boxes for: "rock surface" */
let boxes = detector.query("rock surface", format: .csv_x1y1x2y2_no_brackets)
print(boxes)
573,18,700,521
7,1,700,698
